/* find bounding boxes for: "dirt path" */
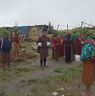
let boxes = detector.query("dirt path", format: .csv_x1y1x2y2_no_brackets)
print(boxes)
0,58,95,96
0,58,81,96
12,59,80,80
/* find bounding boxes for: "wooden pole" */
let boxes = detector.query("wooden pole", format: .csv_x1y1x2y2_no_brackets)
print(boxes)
67,24,68,31
81,21,83,28
57,25,59,30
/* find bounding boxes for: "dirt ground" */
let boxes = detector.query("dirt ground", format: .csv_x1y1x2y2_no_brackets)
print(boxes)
0,41,95,96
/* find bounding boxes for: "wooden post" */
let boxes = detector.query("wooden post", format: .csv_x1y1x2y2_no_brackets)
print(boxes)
81,21,83,28
67,24,68,31
57,25,59,30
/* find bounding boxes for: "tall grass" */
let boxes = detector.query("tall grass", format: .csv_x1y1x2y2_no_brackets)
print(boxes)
53,65,82,82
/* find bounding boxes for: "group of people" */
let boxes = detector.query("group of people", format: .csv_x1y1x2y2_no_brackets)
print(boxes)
37,30,95,95
51,33,83,62
0,30,84,70
37,30,84,69
0,29,95,95
0,31,20,69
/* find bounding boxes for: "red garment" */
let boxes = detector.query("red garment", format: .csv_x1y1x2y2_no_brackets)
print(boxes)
52,37,61,60
82,61,94,87
81,40,95,87
73,39,82,55
59,38,64,56
84,40,95,46
12,35,20,43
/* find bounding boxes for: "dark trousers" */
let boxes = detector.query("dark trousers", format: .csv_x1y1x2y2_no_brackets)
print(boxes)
1,52,11,68
40,58,47,67
65,45,72,63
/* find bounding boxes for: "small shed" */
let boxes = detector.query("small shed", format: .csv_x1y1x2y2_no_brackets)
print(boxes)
28,25,53,41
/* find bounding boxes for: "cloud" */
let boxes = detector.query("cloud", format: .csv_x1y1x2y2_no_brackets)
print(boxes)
0,0,95,29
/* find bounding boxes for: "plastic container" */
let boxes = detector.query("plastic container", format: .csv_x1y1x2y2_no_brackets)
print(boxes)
47,42,51,46
75,55,81,62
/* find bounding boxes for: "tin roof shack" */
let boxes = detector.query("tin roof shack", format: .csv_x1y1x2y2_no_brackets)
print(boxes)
28,25,53,41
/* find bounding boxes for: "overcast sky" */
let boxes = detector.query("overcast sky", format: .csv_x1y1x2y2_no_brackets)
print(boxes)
0,0,95,29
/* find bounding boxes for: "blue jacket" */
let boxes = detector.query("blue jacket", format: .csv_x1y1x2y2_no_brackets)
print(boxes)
0,39,12,53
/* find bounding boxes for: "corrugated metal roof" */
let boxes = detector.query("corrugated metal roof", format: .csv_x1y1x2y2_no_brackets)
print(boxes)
19,26,30,35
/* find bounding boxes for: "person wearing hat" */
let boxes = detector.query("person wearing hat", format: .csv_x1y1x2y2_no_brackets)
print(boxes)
37,30,50,70
0,31,12,70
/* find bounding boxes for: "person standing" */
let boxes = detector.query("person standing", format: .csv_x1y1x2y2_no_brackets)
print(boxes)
37,30,50,70
51,35,61,60
64,34,73,63
12,31,20,60
0,32,12,70
59,35,64,57
81,41,95,95
73,36,83,55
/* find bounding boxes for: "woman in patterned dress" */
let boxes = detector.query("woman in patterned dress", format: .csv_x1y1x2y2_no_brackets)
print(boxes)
81,41,95,95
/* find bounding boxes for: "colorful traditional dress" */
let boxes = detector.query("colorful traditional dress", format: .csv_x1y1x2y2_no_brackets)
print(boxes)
59,36,64,57
52,36,60,60
74,38,82,55
64,34,73,63
12,34,20,59
37,34,50,68
81,43,95,87
81,44,95,61
38,35,50,59
71,34,78,55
